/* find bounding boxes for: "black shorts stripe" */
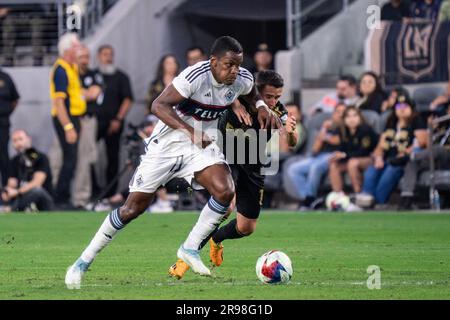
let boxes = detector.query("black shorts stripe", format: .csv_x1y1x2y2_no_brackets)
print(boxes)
145,124,168,148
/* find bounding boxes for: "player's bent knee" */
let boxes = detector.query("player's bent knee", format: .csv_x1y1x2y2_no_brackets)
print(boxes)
237,219,257,236
119,202,147,222
212,184,235,205
238,225,255,236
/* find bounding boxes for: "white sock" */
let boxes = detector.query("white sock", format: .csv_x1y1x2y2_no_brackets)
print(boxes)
183,197,229,250
80,208,125,264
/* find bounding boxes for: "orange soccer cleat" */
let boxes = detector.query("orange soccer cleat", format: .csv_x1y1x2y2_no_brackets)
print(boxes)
209,238,224,267
168,259,190,280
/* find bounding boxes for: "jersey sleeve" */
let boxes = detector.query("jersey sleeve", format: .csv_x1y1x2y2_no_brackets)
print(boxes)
120,72,134,101
52,66,68,99
172,65,200,99
34,155,50,175
238,68,254,96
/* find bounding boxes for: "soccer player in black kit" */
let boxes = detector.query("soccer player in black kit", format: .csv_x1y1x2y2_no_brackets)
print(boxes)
169,70,298,279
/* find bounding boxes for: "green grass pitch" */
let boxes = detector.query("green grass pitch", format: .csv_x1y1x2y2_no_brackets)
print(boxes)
1,211,450,300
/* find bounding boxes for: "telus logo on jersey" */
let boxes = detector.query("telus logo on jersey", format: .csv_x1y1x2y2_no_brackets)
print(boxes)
193,108,227,120
177,99,229,121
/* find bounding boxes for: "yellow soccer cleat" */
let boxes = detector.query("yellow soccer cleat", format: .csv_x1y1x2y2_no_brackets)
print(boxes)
168,259,190,280
209,238,224,267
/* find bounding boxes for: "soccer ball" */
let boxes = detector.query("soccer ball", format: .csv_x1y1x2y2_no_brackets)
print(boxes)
256,250,293,284
326,191,350,211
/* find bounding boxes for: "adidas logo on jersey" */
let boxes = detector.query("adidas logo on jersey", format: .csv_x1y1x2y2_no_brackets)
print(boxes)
204,91,211,98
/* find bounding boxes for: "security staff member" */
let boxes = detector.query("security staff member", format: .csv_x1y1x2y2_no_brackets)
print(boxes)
50,33,86,207
0,67,20,187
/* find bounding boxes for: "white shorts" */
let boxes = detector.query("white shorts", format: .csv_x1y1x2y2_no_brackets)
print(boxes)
129,142,227,193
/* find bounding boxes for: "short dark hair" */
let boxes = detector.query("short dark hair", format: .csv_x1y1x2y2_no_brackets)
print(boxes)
186,46,205,55
210,36,243,57
256,70,284,91
339,74,357,86
98,44,114,54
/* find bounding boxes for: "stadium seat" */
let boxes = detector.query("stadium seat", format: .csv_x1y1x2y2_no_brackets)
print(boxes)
302,112,333,156
413,86,445,112
282,155,305,200
380,110,392,132
361,110,382,134
418,170,450,191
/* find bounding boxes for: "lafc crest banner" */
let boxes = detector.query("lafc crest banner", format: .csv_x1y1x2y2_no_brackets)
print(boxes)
367,21,450,85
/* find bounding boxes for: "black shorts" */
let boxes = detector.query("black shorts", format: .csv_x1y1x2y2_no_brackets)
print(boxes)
231,165,265,219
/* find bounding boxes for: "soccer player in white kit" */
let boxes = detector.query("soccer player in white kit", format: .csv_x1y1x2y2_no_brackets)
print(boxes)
65,36,280,289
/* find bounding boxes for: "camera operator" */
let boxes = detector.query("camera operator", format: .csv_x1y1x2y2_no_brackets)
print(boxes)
1,130,54,212
95,115,173,213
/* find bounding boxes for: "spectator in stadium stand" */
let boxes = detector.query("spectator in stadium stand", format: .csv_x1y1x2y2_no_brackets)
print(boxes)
311,75,359,114
381,0,412,21
280,103,307,154
328,106,379,195
357,94,428,208
399,103,450,209
381,86,410,114
186,46,207,67
146,54,180,113
73,45,103,208
0,67,19,188
249,43,273,76
50,33,85,209
430,80,450,115
410,0,442,22
438,0,450,20
1,130,54,211
355,71,387,114
286,103,345,209
95,44,133,198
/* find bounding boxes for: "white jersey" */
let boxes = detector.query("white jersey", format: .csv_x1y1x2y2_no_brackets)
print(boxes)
144,60,254,156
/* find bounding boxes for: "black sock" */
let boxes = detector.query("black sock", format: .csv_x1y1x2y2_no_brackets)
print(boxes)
212,219,246,244
304,196,315,207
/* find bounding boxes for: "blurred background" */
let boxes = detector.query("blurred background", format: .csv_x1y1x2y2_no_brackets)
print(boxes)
1,0,449,212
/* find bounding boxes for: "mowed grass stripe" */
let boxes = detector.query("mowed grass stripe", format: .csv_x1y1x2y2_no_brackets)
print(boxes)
1,211,450,299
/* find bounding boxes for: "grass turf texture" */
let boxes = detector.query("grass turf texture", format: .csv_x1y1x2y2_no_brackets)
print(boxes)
1,211,450,300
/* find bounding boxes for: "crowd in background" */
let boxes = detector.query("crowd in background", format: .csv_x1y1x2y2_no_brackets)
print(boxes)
381,0,450,22
1,0,450,212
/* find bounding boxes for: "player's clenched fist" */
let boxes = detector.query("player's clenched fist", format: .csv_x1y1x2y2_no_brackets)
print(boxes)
285,115,296,134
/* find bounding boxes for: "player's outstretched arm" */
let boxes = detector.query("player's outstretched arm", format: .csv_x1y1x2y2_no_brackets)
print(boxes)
151,84,211,148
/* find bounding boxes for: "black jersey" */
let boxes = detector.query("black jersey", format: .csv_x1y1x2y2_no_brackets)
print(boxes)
338,124,379,160
218,101,288,176
80,69,104,115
